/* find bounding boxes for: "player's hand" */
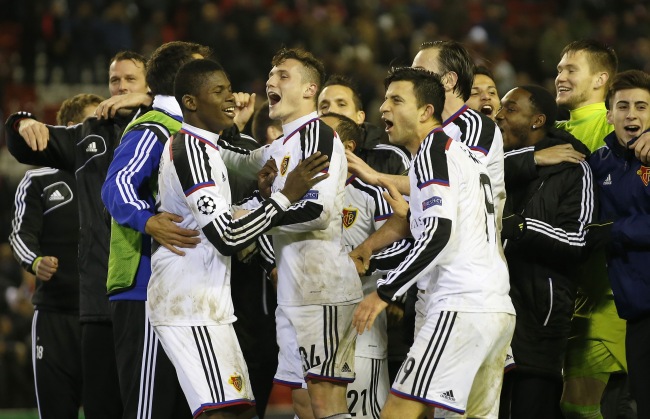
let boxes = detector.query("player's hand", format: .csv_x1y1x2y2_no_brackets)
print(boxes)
34,256,58,281
18,119,50,151
386,303,405,325
281,152,330,202
353,291,388,334
95,93,153,119
269,268,278,290
349,243,372,275
233,92,256,132
379,179,408,219
346,149,381,185
145,212,200,256
630,130,650,164
533,144,585,166
258,159,278,199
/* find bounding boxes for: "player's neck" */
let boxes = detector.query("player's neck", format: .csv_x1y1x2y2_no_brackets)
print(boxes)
442,94,465,121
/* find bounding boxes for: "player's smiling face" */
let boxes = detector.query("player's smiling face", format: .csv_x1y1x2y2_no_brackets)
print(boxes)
193,70,236,134
467,74,499,120
607,88,650,147
555,51,598,110
380,80,420,151
267,58,312,124
495,87,536,151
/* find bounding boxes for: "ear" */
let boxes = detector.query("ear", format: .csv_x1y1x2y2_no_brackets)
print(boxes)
443,71,458,92
343,139,357,152
420,103,435,122
594,72,609,90
606,109,614,125
182,94,197,112
533,114,546,129
356,110,366,125
304,83,318,99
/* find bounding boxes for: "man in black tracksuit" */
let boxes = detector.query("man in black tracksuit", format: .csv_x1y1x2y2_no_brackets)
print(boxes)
8,93,106,418
6,110,132,418
4,51,154,419
497,85,596,418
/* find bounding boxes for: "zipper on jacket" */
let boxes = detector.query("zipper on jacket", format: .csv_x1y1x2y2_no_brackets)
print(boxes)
543,277,553,326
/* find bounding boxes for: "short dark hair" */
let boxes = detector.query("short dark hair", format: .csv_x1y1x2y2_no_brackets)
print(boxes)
56,93,104,125
147,41,212,96
519,85,558,129
561,40,618,90
419,40,474,101
271,47,326,91
110,51,147,70
174,59,226,112
606,70,650,110
473,65,495,82
252,100,283,144
320,112,363,146
322,75,364,112
385,67,445,124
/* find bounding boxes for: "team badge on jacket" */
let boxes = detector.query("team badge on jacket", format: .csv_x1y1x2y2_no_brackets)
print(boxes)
342,207,358,229
280,155,291,176
228,373,243,392
637,166,650,186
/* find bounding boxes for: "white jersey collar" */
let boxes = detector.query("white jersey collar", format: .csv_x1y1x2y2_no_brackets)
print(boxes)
282,111,319,138
152,95,182,120
179,122,220,146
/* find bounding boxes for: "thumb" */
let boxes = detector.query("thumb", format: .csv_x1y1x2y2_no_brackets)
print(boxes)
248,93,256,107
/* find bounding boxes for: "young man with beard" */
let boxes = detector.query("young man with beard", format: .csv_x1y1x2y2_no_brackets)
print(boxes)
495,85,595,418
151,58,328,418
352,67,514,419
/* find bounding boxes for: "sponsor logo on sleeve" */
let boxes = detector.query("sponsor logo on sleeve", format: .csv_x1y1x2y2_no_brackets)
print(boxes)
197,195,216,215
422,196,442,210
303,190,319,200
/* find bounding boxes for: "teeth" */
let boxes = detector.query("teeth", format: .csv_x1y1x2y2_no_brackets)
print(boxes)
224,107,234,112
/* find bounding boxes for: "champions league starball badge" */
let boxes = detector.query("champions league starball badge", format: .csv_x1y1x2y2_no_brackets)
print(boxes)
197,195,216,215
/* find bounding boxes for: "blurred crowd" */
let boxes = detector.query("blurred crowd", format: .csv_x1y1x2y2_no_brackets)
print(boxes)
0,0,648,410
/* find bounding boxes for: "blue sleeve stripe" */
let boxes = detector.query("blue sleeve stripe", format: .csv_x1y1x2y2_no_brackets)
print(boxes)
184,181,216,197
417,179,449,189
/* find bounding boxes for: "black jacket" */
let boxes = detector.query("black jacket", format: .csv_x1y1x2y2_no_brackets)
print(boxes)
9,168,79,313
503,129,595,377
6,110,142,322
358,122,410,175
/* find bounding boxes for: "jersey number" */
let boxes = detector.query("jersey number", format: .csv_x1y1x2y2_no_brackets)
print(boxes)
299,345,322,371
347,389,368,416
480,173,496,243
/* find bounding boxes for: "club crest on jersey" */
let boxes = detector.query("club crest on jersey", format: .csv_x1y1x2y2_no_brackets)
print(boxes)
637,166,650,186
342,207,358,228
280,155,291,176
422,196,443,210
228,373,243,392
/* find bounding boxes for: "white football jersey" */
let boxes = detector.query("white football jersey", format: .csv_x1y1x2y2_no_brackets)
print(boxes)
149,123,291,326
377,128,514,315
443,105,505,232
221,112,363,306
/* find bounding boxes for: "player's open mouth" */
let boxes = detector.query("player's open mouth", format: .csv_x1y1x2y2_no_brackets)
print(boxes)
268,92,281,106
480,105,493,116
557,86,571,94
383,118,394,132
224,107,235,118
624,125,641,136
